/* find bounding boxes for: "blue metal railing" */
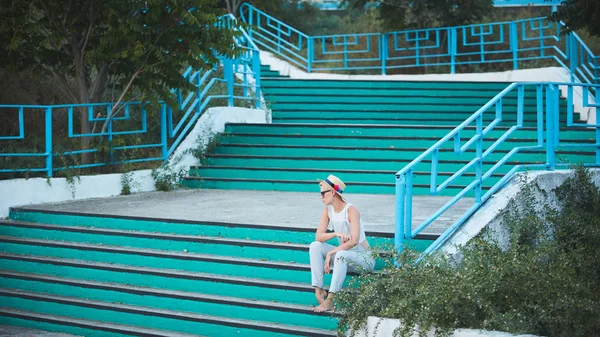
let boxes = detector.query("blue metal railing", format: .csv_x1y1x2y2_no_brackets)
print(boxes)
240,3,598,84
304,0,565,11
0,15,261,177
394,82,600,256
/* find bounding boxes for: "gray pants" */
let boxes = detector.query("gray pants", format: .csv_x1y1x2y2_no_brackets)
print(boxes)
309,241,375,293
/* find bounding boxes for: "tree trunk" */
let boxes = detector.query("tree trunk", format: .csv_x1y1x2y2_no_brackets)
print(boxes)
72,37,93,165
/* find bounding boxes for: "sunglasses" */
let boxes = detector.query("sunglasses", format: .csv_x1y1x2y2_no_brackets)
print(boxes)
320,190,331,198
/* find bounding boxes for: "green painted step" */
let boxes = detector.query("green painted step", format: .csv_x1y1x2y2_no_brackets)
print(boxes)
223,124,596,141
0,222,309,264
0,308,193,337
183,176,496,196
269,111,572,123
0,236,314,282
5,212,394,248
0,290,335,337
188,167,503,189
0,271,336,330
268,102,557,112
202,155,556,176
0,254,317,306
260,79,534,90
262,88,541,98
219,133,593,149
209,144,593,163
265,95,538,105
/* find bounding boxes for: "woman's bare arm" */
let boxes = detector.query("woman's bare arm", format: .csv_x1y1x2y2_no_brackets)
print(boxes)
315,207,337,242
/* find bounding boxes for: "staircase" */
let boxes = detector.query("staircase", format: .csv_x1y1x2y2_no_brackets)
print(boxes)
0,208,411,336
182,65,596,195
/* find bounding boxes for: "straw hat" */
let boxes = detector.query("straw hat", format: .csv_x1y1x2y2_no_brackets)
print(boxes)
317,174,347,201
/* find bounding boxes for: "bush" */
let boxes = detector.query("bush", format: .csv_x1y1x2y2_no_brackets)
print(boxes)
337,166,600,337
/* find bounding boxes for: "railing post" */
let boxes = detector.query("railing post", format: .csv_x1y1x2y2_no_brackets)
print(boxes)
225,58,234,107
568,34,577,83
160,104,168,161
252,50,261,109
545,84,556,170
449,28,456,74
475,115,483,202
510,22,518,70
405,169,413,240
395,175,405,251
307,37,313,73
45,107,53,177
108,106,114,165
381,33,387,75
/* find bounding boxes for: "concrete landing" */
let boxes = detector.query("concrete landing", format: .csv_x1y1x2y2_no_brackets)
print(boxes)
13,189,474,236
0,325,78,337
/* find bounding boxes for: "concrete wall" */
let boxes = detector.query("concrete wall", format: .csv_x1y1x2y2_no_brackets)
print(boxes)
353,316,541,337
441,169,600,256
0,106,267,218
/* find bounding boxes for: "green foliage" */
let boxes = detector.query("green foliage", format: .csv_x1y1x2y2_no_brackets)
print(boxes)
190,132,223,165
120,170,138,195
0,0,242,107
151,162,186,191
343,0,494,30
551,0,600,37
337,166,600,337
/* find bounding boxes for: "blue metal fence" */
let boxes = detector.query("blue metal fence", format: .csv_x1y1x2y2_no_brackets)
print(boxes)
394,82,600,256
240,3,599,85
0,15,261,177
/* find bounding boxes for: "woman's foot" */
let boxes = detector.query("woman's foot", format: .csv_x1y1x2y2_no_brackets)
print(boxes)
313,298,334,313
314,288,327,304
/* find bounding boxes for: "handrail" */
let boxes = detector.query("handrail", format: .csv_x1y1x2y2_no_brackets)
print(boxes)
240,3,599,84
394,82,600,258
0,15,262,178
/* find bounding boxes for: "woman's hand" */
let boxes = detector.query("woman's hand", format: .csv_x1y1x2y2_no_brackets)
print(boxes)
324,252,332,274
335,232,351,243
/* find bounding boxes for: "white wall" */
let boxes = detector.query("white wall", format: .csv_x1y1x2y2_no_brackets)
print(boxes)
441,169,600,257
353,316,541,337
0,106,266,218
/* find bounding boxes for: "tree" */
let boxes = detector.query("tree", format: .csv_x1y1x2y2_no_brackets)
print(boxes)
343,0,494,30
551,0,600,37
222,0,244,15
0,0,241,160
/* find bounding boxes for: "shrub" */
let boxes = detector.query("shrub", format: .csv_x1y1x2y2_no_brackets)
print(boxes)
337,166,600,337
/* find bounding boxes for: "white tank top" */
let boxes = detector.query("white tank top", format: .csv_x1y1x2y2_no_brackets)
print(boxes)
327,203,369,251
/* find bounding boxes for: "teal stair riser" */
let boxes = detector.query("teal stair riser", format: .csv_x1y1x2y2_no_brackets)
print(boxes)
268,103,562,112
0,277,335,330
263,88,541,97
0,316,133,337
0,259,315,306
210,146,592,163
0,295,306,337
0,241,313,283
204,157,543,172
264,96,543,105
6,211,394,248
183,179,489,197
260,80,535,90
0,225,309,264
219,135,594,149
190,168,504,187
270,111,570,121
224,125,596,141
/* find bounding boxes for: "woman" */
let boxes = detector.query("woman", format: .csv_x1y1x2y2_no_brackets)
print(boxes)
310,174,375,312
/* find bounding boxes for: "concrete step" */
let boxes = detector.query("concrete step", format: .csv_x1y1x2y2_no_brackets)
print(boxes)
0,307,205,337
0,270,337,331
0,288,336,336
